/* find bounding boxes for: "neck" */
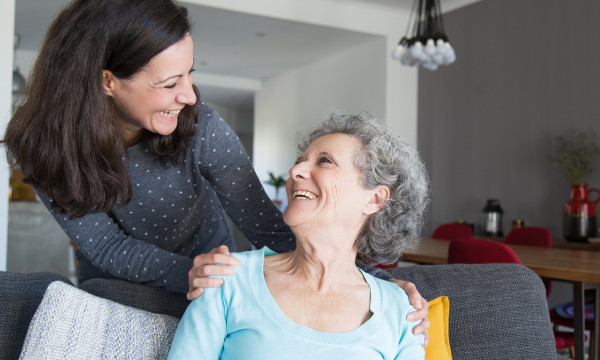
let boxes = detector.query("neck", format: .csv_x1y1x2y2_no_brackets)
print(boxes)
268,232,363,294
122,127,144,147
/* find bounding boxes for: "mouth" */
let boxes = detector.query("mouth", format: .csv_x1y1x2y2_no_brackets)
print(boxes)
292,190,318,200
159,109,181,117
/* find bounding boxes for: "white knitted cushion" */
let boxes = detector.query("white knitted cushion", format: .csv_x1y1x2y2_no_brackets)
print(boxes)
19,281,179,360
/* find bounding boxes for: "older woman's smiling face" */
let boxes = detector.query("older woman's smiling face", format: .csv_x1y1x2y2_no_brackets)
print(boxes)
283,133,377,232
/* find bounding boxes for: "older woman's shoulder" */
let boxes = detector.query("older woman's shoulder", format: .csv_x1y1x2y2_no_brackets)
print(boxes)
362,271,412,307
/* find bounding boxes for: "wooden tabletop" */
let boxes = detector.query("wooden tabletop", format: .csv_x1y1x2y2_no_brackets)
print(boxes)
402,238,600,284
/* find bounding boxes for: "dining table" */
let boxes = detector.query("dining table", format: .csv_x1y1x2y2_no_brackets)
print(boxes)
401,237,600,360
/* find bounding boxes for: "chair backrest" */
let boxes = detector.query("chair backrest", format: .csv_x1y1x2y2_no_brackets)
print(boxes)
503,226,552,298
503,227,552,248
448,238,522,265
431,223,473,240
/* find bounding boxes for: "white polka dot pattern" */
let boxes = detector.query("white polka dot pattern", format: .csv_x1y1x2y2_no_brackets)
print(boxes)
37,103,295,294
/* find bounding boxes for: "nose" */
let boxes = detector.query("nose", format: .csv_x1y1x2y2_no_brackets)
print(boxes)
176,73,197,105
289,161,311,181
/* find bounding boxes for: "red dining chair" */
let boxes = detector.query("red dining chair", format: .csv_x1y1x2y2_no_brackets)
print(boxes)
550,295,595,359
503,227,553,297
448,238,521,264
447,237,579,357
504,226,552,248
431,223,473,240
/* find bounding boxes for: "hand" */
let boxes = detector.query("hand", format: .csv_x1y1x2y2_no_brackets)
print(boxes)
390,279,430,346
187,245,241,301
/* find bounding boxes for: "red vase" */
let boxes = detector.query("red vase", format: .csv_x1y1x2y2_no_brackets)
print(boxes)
563,184,600,242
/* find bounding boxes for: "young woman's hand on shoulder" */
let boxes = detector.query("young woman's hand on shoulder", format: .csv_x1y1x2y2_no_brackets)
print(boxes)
187,245,241,300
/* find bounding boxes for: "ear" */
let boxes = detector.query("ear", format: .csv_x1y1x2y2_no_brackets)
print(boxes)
102,70,117,97
363,186,390,215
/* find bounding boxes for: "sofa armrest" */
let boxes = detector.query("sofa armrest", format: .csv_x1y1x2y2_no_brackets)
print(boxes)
387,263,556,360
0,271,72,360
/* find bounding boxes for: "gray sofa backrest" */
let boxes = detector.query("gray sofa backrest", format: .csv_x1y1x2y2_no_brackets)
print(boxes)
388,263,557,360
1,263,559,360
0,271,72,360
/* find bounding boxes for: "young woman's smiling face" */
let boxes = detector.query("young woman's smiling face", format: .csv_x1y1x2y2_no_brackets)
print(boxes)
283,133,376,232
102,34,197,145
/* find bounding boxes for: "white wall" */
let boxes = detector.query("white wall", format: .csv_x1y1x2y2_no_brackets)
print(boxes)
253,38,387,200
205,102,254,158
182,0,419,201
0,0,16,271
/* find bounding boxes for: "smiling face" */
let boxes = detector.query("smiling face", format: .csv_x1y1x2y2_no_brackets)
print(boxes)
102,34,197,145
283,133,383,234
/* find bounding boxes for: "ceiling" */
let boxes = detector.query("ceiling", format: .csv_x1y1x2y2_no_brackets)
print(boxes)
14,0,477,109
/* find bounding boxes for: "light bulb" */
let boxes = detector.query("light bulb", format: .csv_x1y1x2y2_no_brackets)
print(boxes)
422,62,438,71
409,41,424,58
432,54,445,65
425,39,436,56
391,45,405,60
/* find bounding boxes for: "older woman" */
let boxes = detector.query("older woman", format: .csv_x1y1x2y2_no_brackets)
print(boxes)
169,114,428,359
168,113,429,359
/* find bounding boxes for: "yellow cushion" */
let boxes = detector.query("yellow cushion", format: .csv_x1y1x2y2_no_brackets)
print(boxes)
425,296,452,360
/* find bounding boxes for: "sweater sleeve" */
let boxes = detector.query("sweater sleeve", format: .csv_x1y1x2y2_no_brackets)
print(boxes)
37,194,192,294
194,104,295,254
167,286,227,359
395,291,426,359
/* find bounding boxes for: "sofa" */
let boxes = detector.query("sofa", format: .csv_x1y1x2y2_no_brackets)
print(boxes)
0,264,568,359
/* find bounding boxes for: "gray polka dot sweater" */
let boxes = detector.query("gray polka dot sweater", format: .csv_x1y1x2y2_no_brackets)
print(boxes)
38,103,295,293
39,102,390,294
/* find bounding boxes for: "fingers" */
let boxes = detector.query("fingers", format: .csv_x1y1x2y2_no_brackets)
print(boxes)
403,281,422,310
192,249,240,268
408,297,430,345
389,278,430,345
412,316,430,346
189,272,225,289
390,279,422,310
407,297,429,322
186,277,225,300
186,286,203,301
187,246,241,299
213,244,231,256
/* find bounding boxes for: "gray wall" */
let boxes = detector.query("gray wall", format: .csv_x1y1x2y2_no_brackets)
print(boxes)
419,0,600,238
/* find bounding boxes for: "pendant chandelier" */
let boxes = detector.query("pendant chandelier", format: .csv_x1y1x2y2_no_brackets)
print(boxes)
391,0,456,71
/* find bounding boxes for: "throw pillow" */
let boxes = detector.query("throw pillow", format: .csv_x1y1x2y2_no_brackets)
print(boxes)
19,281,180,360
425,296,452,360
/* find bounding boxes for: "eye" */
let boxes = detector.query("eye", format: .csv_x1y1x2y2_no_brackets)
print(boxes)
319,157,334,165
164,83,177,89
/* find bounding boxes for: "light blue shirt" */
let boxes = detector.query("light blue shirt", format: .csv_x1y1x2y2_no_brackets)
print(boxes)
168,248,425,360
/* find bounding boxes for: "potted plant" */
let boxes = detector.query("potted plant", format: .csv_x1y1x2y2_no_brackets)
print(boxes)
265,172,286,208
548,129,600,242
548,130,600,186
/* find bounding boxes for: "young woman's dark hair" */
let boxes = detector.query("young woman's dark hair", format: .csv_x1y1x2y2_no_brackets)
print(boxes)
3,0,198,218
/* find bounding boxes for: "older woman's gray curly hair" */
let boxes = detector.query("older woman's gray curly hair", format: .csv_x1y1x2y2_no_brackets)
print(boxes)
298,113,430,264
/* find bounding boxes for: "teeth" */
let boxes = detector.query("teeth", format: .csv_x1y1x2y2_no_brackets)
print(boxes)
160,110,181,116
292,191,318,200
